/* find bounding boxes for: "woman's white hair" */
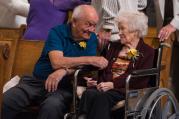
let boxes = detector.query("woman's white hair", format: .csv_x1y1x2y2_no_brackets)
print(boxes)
115,11,148,38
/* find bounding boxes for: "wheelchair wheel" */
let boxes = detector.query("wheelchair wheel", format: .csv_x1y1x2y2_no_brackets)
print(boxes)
64,113,77,119
141,88,179,119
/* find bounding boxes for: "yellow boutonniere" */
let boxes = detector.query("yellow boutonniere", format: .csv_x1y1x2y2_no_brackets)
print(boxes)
127,48,140,62
79,41,87,49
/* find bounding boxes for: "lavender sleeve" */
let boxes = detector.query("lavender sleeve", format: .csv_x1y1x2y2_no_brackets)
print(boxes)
53,0,90,11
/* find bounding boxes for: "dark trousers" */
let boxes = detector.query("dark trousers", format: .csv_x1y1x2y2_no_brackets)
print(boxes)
171,40,179,101
79,88,124,119
1,76,73,119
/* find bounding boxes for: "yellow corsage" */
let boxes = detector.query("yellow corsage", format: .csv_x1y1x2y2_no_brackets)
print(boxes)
127,48,140,62
127,48,142,67
79,41,87,49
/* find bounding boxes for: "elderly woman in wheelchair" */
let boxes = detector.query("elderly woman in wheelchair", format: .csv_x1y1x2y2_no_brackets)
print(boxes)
76,11,155,119
72,10,179,119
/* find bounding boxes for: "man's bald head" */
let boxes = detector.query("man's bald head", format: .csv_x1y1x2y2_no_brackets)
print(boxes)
72,5,99,21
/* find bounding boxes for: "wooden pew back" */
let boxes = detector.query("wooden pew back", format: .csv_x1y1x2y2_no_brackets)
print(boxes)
0,25,44,83
12,40,44,77
0,26,25,84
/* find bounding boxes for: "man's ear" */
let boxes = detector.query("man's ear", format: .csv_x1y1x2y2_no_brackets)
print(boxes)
71,18,77,27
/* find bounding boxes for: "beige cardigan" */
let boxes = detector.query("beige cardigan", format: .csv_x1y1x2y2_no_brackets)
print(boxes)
0,0,29,28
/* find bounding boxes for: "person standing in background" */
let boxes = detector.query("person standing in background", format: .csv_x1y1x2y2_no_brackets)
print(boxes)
0,0,29,28
155,0,179,41
154,0,179,101
23,0,89,40
91,0,147,51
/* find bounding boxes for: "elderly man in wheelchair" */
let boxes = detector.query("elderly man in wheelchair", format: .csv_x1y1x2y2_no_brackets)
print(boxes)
65,11,179,119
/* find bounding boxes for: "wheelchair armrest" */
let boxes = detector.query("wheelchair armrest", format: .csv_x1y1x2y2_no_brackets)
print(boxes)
131,68,159,77
75,65,99,72
72,67,99,113
125,68,160,110
126,68,159,97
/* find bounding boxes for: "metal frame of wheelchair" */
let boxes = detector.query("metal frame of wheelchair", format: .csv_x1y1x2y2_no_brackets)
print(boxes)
64,43,179,119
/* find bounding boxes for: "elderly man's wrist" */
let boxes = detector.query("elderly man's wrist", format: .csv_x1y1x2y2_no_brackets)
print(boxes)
87,57,95,65
63,67,69,75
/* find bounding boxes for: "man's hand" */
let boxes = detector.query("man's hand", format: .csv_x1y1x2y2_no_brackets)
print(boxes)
97,82,114,92
90,56,108,69
45,69,67,92
84,77,97,87
158,24,176,41
97,28,111,51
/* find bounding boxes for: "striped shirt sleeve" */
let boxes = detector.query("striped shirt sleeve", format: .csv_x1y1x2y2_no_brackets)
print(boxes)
101,0,119,30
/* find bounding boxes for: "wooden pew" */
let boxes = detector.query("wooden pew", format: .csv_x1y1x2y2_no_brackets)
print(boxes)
0,26,24,113
12,40,44,77
0,25,44,83
0,44,7,109
0,25,26,85
0,26,44,114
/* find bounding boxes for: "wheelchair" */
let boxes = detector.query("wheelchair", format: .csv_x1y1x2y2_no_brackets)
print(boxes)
64,43,179,119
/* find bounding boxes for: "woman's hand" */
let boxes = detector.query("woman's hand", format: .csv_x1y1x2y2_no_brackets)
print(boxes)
45,69,67,92
84,77,97,87
97,82,114,92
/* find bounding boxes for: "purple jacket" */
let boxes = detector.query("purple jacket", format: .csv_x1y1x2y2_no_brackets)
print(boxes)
98,39,155,93
23,0,87,40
